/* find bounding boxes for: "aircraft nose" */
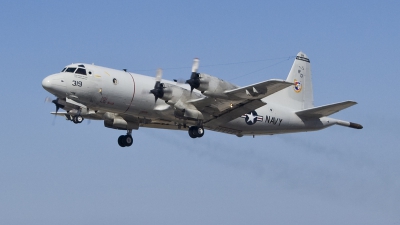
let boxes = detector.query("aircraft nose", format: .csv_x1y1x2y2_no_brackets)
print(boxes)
42,73,66,96
42,76,53,91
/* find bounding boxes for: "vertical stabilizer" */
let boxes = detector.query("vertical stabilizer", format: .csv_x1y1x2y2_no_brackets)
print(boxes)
267,52,314,110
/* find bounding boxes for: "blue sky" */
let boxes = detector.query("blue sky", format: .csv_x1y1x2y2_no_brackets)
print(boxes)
0,1,399,224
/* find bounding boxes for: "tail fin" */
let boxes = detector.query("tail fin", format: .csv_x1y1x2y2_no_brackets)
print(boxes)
268,52,314,110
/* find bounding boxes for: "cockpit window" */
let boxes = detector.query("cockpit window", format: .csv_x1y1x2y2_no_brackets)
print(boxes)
61,67,66,72
78,64,85,68
66,67,77,73
75,68,87,75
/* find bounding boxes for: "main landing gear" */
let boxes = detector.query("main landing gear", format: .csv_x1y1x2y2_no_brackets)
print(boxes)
72,115,84,124
66,113,83,124
188,126,204,138
118,130,133,147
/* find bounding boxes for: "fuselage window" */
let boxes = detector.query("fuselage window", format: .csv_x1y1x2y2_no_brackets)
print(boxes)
61,67,66,72
75,68,87,75
66,67,77,73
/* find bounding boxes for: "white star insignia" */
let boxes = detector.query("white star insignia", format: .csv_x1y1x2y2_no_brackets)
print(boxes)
246,112,256,124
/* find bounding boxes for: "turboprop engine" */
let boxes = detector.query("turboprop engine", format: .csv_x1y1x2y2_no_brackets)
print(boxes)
185,58,238,97
190,73,238,97
149,69,204,121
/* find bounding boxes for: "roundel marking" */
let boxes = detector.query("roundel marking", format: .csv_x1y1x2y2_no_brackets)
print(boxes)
241,110,263,125
294,79,302,93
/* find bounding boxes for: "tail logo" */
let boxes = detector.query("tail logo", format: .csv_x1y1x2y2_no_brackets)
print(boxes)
294,79,302,93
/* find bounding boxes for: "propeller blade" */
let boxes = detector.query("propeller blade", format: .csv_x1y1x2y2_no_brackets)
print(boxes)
192,58,199,73
52,100,60,114
44,97,53,103
52,115,57,126
155,68,163,82
45,97,59,125
149,70,164,103
186,58,201,92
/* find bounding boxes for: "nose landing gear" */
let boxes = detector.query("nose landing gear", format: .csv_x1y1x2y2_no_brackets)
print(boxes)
118,130,133,147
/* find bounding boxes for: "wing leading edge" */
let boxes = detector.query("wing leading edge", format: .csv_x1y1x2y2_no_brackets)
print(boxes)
224,79,293,100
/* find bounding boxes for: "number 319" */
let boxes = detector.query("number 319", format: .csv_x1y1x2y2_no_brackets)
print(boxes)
72,80,82,87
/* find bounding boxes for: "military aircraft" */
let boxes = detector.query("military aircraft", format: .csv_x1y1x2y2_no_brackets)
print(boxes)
42,52,362,147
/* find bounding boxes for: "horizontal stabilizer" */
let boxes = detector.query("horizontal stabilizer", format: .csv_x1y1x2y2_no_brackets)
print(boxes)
295,101,357,118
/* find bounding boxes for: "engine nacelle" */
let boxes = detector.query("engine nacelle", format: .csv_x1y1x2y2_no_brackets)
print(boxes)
161,83,201,105
161,84,184,103
173,99,204,120
196,73,238,96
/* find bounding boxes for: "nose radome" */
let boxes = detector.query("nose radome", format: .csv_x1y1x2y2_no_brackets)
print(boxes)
42,76,52,91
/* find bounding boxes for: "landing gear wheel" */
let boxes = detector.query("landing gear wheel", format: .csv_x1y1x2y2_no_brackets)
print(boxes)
195,127,204,137
117,135,133,147
188,126,205,138
124,135,133,147
76,115,83,123
118,135,126,147
188,127,197,138
72,115,84,124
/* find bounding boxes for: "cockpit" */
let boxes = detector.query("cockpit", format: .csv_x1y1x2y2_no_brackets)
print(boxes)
61,64,91,75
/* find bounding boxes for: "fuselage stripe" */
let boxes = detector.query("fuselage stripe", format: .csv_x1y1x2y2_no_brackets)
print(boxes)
123,72,135,113
296,56,310,63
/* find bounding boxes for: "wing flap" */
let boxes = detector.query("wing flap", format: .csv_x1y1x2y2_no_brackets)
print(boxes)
295,101,357,118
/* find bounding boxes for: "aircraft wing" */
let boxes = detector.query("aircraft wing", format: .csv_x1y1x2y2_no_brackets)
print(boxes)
203,99,267,127
189,79,292,127
295,101,357,118
223,79,293,100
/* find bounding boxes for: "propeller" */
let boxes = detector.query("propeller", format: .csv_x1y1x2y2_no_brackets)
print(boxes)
149,69,165,102
45,97,64,114
45,97,65,125
186,58,200,92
